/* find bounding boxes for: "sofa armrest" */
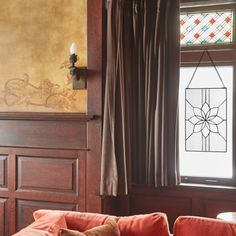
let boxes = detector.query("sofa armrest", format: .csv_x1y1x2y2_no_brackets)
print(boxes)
12,212,67,236
173,216,236,236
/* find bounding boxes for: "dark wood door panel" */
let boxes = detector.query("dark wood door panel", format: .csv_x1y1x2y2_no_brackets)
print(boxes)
17,156,77,193
0,156,7,189
0,198,7,236
16,199,76,231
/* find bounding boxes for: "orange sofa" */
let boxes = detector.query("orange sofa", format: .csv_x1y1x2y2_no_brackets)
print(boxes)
13,210,236,236
13,210,171,236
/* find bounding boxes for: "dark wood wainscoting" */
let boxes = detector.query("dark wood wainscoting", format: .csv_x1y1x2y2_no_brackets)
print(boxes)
103,185,236,231
0,118,103,235
0,109,104,230
0,198,7,236
16,200,76,231
0,147,85,234
0,114,102,235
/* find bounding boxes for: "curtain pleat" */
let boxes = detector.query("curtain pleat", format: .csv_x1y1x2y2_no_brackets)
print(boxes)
101,0,180,196
100,0,133,196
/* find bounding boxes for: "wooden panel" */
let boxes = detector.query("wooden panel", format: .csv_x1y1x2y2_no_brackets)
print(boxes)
87,0,103,213
17,200,76,231
181,50,236,64
102,195,129,216
130,195,191,230
0,147,87,235
17,156,77,193
203,199,236,218
0,156,7,188
0,199,7,236
0,120,86,149
103,186,236,232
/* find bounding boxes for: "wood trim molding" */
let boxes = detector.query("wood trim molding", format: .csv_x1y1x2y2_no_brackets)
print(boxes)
86,0,103,213
0,112,95,121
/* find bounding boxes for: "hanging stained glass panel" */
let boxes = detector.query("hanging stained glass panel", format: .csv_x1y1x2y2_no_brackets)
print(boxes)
179,66,233,178
185,88,227,152
180,11,233,45
185,49,227,153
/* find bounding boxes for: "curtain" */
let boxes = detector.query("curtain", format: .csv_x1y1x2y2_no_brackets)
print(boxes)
100,0,180,196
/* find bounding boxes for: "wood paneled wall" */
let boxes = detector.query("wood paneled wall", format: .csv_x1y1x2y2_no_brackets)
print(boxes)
103,185,236,232
0,0,103,235
11,148,85,231
0,116,95,235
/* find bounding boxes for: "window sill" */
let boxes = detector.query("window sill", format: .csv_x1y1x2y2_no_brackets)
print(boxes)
131,184,236,196
178,182,236,190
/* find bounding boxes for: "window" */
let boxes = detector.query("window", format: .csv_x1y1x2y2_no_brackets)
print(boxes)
180,11,234,45
179,1,236,186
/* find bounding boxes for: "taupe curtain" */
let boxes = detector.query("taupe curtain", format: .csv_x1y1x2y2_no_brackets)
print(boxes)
100,0,180,196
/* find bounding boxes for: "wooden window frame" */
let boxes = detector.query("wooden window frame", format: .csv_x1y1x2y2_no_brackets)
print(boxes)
180,0,236,186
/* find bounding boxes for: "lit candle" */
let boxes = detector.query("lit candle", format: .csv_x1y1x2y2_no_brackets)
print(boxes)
70,42,77,55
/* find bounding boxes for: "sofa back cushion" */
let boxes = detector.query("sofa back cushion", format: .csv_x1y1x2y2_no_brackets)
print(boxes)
173,216,236,236
34,210,170,236
116,213,170,236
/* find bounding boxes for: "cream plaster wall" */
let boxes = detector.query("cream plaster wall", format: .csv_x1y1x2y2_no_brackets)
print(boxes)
0,0,87,112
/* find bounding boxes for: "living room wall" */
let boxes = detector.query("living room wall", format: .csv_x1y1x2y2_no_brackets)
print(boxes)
0,1,103,235
0,0,87,112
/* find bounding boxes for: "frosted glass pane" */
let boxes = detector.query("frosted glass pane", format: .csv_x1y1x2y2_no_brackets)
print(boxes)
180,11,233,45
179,66,233,178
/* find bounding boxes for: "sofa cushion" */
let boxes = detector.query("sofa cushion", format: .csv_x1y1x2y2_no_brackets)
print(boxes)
34,210,111,231
116,213,170,236
59,220,120,236
13,212,67,236
34,210,170,236
173,216,236,236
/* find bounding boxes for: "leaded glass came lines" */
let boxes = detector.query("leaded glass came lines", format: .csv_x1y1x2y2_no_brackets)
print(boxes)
185,88,227,152
180,11,233,45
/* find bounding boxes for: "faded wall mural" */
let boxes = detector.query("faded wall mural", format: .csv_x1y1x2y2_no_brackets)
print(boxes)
0,0,87,112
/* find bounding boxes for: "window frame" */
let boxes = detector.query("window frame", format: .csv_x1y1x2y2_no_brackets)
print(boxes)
180,0,236,186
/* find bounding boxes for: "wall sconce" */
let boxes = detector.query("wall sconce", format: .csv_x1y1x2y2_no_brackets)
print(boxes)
69,42,87,90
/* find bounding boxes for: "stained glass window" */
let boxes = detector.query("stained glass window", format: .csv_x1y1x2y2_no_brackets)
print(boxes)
179,66,233,178
185,88,227,152
180,11,233,45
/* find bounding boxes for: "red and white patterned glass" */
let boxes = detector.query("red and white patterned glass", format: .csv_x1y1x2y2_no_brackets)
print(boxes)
180,11,234,45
